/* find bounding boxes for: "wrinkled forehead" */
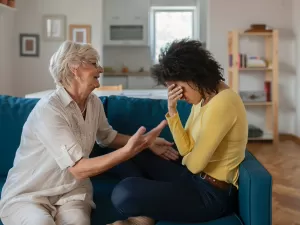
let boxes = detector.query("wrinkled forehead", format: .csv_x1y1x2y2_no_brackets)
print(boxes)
82,55,101,66
81,49,100,63
84,56,99,63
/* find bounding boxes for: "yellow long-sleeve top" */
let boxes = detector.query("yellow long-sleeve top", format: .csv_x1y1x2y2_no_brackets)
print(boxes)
166,89,248,188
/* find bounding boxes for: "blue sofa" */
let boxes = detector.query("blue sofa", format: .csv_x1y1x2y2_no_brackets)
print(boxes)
0,94,272,225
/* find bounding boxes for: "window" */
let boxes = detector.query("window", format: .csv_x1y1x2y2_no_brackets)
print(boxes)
150,6,198,63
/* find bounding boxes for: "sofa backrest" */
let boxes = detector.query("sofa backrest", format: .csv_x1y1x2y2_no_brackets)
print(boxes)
238,151,272,225
105,95,192,142
0,95,39,176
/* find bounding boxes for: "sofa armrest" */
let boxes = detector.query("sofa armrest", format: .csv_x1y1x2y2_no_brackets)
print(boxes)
238,151,272,225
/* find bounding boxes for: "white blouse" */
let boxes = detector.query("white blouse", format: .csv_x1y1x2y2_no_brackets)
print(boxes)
0,87,118,217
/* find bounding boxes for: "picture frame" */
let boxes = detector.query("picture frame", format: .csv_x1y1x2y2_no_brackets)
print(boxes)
69,24,91,44
20,34,39,57
42,14,66,41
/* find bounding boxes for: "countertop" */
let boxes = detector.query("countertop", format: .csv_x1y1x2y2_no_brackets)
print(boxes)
25,89,168,99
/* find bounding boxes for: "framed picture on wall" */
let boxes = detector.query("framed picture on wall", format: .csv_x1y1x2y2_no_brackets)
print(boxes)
42,14,66,41
69,24,91,44
20,34,39,57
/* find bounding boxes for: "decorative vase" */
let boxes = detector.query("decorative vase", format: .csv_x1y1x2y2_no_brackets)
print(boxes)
7,0,15,8
0,0,8,5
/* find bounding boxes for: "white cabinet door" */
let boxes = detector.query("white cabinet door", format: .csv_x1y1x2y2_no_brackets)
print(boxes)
125,0,150,21
103,0,125,21
104,0,149,21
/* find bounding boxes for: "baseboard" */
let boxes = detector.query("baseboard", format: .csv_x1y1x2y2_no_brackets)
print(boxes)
279,133,300,145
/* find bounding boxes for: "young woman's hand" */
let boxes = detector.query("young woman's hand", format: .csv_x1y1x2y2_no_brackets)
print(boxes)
149,137,179,161
167,84,183,116
122,120,168,159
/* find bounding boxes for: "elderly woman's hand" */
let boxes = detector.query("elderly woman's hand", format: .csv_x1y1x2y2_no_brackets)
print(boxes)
122,120,168,159
149,137,179,161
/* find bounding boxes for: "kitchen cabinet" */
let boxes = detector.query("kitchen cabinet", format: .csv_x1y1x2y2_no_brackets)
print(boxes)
103,0,150,46
103,0,125,21
104,0,149,23
125,0,150,20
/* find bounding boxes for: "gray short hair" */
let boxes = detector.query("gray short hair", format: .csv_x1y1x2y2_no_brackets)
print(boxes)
49,41,100,87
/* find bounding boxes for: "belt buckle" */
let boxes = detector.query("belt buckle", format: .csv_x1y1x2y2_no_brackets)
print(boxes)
200,172,207,180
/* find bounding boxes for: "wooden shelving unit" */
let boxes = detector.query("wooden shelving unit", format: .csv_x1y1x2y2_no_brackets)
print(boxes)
227,30,279,144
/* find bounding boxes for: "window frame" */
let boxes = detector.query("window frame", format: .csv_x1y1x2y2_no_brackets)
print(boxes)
150,6,199,63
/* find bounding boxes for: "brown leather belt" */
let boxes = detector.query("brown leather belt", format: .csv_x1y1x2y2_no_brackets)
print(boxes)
199,172,231,190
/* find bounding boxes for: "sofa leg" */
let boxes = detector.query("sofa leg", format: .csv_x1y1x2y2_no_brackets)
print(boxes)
108,216,155,225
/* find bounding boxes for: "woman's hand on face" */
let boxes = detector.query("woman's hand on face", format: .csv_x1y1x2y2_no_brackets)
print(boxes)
149,137,179,161
167,84,183,116
122,120,168,159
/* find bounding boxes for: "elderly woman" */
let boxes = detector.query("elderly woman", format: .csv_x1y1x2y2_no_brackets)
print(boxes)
0,41,173,225
108,39,248,225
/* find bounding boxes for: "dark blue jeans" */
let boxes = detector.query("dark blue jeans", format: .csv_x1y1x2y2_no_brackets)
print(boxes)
110,150,238,223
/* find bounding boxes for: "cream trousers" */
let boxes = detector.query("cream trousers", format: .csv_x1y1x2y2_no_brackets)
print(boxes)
1,201,91,225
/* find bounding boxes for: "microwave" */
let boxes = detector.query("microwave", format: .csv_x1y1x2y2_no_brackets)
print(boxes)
104,19,149,46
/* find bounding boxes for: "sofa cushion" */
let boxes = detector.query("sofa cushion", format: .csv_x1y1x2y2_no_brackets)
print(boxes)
156,214,243,225
105,96,192,143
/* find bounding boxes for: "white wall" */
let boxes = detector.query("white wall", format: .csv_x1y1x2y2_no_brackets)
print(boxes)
208,0,296,134
13,0,104,97
292,0,300,136
0,9,15,96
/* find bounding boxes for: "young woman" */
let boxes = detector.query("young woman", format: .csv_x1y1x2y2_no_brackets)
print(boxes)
109,39,248,225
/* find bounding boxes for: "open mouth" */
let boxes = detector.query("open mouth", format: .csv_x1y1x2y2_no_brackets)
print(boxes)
94,75,100,79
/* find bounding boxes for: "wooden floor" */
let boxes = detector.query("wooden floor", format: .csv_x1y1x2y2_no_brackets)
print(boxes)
247,140,300,225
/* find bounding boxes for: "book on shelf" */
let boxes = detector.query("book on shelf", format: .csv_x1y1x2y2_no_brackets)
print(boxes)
229,53,270,69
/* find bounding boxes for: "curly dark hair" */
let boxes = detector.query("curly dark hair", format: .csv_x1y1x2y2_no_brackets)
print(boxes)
151,38,225,96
